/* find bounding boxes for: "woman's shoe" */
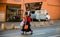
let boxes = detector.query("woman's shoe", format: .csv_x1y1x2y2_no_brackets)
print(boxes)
30,32,33,35
30,31,33,35
21,32,24,35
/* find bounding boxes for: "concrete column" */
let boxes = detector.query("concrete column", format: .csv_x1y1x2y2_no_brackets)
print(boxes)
21,0,26,17
1,23,7,30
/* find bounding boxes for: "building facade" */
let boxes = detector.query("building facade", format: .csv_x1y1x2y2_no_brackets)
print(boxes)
0,0,60,22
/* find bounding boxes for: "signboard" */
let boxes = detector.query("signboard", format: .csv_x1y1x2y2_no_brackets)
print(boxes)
0,13,5,22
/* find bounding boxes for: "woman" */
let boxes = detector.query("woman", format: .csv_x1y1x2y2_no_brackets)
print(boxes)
21,15,27,34
26,15,33,34
21,13,33,34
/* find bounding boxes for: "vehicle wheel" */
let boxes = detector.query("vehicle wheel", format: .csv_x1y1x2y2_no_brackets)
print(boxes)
38,19,40,22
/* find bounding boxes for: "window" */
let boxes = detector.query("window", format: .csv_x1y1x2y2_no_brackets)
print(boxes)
25,2,43,11
6,5,23,22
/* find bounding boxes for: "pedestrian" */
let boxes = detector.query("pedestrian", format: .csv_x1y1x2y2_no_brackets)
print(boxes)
46,13,50,21
21,12,33,34
21,12,28,34
21,16,27,34
26,14,33,34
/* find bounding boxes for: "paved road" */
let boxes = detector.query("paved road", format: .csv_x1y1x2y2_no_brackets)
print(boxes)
0,20,60,37
0,25,60,37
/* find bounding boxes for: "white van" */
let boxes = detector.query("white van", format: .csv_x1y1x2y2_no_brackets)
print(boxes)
27,9,50,21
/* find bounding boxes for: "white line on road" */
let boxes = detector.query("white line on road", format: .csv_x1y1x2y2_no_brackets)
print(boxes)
49,35,60,37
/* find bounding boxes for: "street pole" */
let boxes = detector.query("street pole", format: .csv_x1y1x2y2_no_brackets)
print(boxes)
22,0,25,17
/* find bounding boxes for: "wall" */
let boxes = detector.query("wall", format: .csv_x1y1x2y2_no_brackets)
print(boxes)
24,0,44,3
23,0,60,20
0,4,6,22
41,0,60,20
0,0,7,3
7,0,22,4
0,0,60,20
59,6,60,19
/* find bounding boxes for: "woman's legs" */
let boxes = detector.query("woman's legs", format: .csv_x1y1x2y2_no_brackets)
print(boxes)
28,22,33,34
21,25,25,34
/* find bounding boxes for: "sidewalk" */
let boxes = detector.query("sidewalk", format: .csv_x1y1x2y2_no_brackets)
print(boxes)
0,20,60,30
0,23,60,37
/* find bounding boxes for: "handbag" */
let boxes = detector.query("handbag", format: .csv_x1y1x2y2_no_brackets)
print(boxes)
24,24,28,30
20,21,24,26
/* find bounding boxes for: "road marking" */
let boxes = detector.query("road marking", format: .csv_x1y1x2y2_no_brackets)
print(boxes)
49,35,60,37
33,32,46,36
